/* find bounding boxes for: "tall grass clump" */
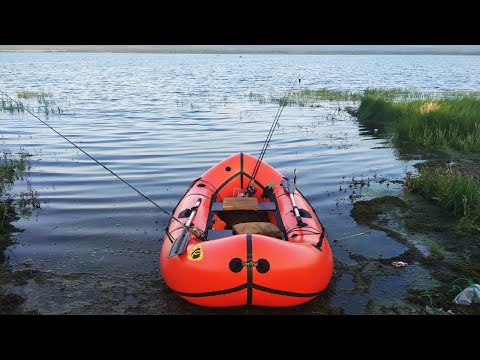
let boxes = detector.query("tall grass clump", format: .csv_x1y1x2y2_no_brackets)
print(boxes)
272,88,362,107
290,88,361,102
362,88,425,101
405,166,480,233
247,88,362,107
16,91,53,101
357,89,480,152
356,95,404,133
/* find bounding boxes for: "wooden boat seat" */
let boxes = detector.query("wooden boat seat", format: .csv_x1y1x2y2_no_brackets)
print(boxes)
211,200,276,212
224,197,258,210
232,222,283,238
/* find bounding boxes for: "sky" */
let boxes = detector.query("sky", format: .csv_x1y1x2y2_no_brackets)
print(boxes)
1,45,480,54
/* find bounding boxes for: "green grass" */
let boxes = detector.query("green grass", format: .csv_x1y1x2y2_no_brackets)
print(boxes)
287,88,361,102
405,166,480,233
429,240,445,257
16,91,52,100
357,91,480,153
247,85,480,233
248,86,480,153
358,88,480,235
248,88,362,107
362,88,480,102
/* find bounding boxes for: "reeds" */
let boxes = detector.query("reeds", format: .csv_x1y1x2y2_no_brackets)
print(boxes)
405,166,480,233
357,91,480,152
16,91,53,101
0,149,30,229
1,91,64,115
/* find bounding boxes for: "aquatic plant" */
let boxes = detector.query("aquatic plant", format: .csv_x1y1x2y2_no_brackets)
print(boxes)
0,149,28,196
1,91,66,115
248,92,266,104
0,97,26,113
272,88,361,106
0,149,39,228
16,91,53,101
405,166,480,233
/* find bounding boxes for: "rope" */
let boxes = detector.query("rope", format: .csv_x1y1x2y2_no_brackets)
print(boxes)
420,290,440,310
448,277,477,294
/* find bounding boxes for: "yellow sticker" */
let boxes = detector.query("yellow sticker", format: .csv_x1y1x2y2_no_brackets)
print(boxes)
187,244,203,261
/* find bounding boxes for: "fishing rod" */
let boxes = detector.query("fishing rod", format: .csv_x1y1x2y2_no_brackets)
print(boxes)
0,90,205,240
245,74,301,196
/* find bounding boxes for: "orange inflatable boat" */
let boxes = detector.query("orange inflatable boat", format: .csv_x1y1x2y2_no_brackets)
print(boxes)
160,153,333,307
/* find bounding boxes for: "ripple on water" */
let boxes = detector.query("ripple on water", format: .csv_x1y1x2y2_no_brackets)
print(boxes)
2,53,479,314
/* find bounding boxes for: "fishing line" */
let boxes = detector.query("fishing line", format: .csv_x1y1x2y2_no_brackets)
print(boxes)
0,90,191,231
246,74,301,194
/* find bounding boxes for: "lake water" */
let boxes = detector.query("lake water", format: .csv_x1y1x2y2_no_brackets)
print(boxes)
1,53,479,314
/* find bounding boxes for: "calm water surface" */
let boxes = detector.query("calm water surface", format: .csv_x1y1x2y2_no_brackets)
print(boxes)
1,53,479,314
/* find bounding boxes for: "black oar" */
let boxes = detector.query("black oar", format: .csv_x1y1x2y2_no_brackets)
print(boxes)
167,198,202,257
281,175,307,227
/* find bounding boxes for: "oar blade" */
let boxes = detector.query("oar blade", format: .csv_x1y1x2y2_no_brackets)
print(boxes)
167,230,190,258
281,178,295,194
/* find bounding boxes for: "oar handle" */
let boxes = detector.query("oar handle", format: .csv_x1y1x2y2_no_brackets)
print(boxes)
282,178,307,227
184,198,202,227
289,193,305,226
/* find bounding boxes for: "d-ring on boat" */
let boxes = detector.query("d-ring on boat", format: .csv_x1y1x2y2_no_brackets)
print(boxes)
159,152,334,307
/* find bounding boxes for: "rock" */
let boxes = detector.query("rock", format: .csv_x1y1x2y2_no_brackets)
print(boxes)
424,306,451,315
452,284,480,305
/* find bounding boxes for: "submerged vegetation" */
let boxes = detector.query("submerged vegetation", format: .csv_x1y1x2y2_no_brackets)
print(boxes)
248,88,361,107
1,149,39,258
16,91,53,101
1,148,40,314
273,89,361,106
1,91,65,115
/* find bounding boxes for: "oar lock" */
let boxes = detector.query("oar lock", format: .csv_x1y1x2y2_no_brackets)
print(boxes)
178,204,200,218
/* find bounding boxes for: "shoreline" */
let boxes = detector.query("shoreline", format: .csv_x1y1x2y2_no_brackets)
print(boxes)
1,45,480,55
2,51,480,55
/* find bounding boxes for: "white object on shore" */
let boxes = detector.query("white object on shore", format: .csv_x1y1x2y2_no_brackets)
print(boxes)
391,261,408,268
453,284,480,305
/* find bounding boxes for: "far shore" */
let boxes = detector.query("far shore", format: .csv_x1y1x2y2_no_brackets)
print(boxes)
1,45,480,55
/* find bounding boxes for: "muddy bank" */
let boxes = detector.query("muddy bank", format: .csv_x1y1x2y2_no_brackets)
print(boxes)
350,193,480,315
